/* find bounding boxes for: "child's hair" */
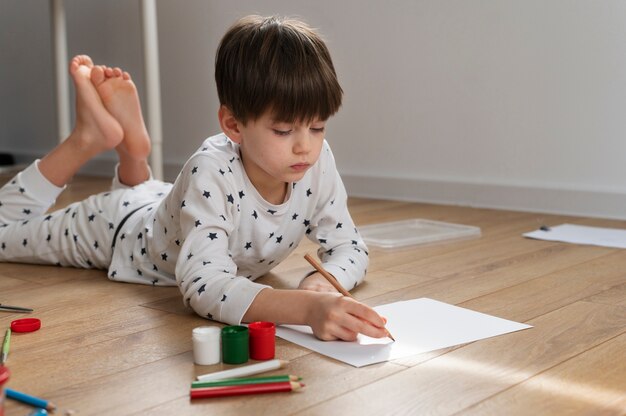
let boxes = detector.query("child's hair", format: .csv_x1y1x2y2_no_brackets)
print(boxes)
215,15,343,124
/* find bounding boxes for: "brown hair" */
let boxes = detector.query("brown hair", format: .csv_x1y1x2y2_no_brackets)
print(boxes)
215,15,343,124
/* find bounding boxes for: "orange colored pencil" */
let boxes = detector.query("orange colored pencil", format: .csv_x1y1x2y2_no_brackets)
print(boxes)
303,253,395,341
190,381,304,399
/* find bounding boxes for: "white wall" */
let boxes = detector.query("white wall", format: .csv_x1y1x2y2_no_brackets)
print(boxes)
1,1,626,218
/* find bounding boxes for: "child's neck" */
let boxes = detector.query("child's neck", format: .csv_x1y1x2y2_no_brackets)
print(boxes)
255,181,289,205
239,152,289,205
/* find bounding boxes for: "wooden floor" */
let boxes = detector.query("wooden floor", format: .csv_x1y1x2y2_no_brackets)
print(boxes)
1,174,625,415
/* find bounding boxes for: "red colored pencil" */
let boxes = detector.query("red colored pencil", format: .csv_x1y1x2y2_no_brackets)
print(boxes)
190,381,304,399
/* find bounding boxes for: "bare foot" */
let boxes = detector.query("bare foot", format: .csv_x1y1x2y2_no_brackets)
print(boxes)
69,55,123,156
90,65,152,160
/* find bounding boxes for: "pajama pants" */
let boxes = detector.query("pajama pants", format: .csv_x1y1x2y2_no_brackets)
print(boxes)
0,161,168,270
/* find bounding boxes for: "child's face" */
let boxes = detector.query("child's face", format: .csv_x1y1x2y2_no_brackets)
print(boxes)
237,112,327,194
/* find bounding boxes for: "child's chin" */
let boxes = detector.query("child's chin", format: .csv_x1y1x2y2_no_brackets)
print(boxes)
288,172,307,182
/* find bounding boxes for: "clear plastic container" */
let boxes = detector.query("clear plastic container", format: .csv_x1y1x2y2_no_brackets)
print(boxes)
359,219,481,250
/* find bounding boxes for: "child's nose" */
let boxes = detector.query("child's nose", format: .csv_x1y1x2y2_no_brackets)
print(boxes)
293,132,312,154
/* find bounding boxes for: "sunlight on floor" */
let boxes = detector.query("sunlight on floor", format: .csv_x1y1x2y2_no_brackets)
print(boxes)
435,355,625,412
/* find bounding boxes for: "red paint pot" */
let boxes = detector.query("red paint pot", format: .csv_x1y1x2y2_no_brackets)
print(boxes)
248,321,276,360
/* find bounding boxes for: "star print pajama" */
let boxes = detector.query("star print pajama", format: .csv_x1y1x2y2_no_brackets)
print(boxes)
145,134,371,325
0,134,370,327
0,161,169,269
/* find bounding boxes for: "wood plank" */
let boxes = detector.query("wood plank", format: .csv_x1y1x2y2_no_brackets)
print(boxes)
458,250,626,322
21,341,317,415
585,282,626,307
6,306,176,357
365,239,613,309
298,301,626,416
0,269,31,293
4,315,201,405
0,278,180,329
388,234,600,278
125,355,406,416
0,262,110,289
463,332,626,415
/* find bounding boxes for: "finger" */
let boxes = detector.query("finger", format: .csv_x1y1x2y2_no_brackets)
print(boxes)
326,301,386,339
330,325,359,342
343,298,387,328
316,331,339,341
313,321,349,341
343,312,387,339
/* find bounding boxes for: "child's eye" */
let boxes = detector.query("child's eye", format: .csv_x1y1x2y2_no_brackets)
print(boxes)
273,129,292,136
310,127,325,134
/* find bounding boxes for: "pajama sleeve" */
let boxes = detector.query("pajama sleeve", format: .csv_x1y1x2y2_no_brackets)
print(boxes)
174,154,270,325
307,143,369,291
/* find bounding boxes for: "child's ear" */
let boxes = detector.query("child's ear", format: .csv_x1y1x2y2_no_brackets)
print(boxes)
218,105,243,144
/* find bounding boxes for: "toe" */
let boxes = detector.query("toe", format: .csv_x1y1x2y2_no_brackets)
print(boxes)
79,55,94,68
69,57,80,75
71,55,93,70
69,55,95,79
90,65,106,87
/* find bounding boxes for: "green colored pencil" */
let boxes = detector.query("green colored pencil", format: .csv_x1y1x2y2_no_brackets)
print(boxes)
1,328,11,365
191,374,301,389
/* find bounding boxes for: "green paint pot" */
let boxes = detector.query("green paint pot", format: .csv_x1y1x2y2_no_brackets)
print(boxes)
221,325,249,364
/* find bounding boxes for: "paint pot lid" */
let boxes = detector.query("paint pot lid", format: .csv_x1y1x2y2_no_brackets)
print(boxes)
221,325,248,339
11,318,41,333
248,321,276,335
192,326,221,341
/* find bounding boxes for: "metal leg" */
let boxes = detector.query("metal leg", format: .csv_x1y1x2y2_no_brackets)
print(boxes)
141,0,164,180
51,0,71,143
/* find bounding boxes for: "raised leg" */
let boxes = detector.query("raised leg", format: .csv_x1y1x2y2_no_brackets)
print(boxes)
38,55,124,187
91,65,152,186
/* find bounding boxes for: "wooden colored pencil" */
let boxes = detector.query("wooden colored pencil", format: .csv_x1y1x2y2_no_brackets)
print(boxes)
196,359,287,382
304,253,396,341
190,381,304,399
5,388,57,411
191,374,300,389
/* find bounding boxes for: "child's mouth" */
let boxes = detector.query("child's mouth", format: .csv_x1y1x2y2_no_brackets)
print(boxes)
290,163,310,172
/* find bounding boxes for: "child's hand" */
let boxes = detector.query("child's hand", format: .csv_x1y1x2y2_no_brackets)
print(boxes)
298,272,338,293
306,292,388,341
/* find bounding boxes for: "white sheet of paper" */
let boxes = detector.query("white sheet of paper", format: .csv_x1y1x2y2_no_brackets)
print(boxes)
275,298,532,367
524,223,626,249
